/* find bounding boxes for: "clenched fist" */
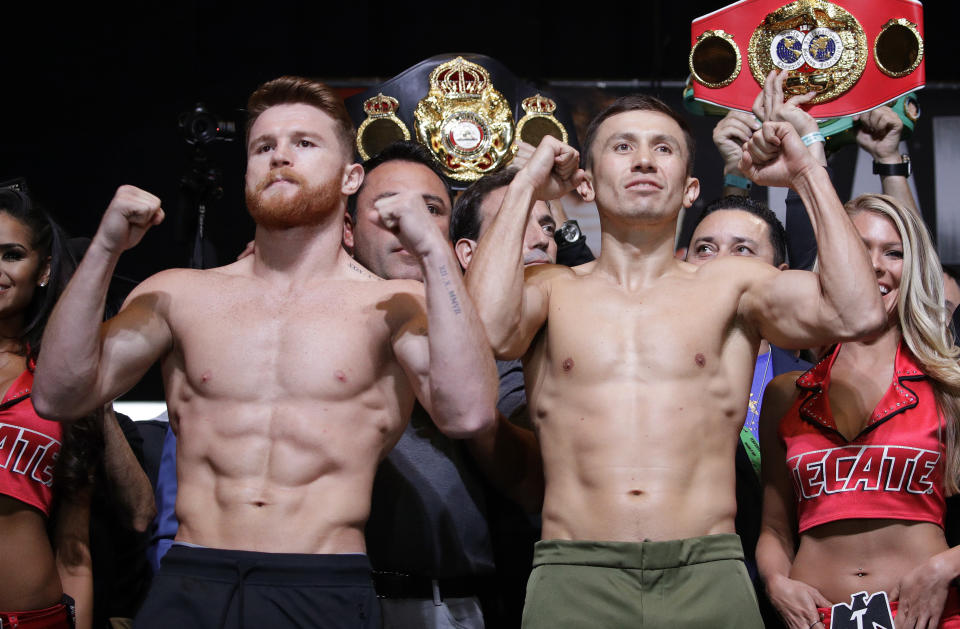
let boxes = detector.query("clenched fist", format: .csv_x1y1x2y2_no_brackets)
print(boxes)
738,122,819,189
855,106,904,163
94,186,165,255
514,136,585,202
375,191,446,260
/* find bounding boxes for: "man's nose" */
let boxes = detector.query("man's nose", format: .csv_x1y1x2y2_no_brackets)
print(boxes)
528,222,551,250
632,146,654,171
271,142,292,167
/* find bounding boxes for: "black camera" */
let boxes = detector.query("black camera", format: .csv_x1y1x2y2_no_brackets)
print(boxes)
179,104,236,146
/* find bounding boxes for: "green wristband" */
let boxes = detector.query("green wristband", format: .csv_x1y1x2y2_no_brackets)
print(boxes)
724,173,752,190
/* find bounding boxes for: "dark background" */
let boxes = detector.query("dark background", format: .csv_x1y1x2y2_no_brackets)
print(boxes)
2,1,955,399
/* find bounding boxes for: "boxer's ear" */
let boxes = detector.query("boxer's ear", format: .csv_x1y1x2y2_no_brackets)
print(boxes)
454,238,476,270
577,172,595,203
341,163,364,196
682,176,700,209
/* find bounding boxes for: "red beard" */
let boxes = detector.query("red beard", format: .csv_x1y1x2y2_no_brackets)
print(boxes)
245,167,341,230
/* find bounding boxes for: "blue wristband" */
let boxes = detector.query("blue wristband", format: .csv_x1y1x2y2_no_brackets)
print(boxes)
724,173,752,190
801,131,825,146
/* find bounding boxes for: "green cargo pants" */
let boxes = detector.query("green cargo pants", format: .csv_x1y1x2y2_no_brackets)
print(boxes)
521,534,763,628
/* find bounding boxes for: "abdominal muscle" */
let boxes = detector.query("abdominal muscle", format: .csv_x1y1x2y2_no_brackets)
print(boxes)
535,378,743,543
171,393,403,554
792,519,948,604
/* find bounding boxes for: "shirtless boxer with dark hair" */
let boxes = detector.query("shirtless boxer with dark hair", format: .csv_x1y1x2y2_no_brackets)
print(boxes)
32,76,497,629
465,93,885,628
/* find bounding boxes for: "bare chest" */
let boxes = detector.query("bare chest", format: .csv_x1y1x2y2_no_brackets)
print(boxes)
540,278,748,382
165,283,400,402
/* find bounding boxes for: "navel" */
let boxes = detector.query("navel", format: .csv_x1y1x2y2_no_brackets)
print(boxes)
694,353,706,368
627,489,644,497
562,357,575,372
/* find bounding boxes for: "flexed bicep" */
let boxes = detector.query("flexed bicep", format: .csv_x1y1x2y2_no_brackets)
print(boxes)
34,271,175,421
96,283,175,405
742,267,852,351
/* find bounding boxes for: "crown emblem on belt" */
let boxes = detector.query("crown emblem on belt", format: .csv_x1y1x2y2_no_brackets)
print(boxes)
516,94,569,148
414,57,515,183
356,93,411,161
435,58,489,98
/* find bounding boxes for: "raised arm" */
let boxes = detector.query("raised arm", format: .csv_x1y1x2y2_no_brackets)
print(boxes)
753,71,825,169
751,71,826,270
33,186,172,421
737,121,885,349
377,191,498,438
465,137,583,358
756,373,830,629
855,106,920,215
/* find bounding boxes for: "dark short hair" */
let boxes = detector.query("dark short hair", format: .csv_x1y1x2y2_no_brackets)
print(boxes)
691,196,787,267
450,168,519,243
582,95,696,176
347,141,452,221
246,76,355,158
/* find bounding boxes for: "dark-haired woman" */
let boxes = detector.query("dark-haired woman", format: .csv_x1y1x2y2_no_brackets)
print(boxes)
0,184,97,629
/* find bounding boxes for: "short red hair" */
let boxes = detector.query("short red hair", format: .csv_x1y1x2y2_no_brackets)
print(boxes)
246,76,355,158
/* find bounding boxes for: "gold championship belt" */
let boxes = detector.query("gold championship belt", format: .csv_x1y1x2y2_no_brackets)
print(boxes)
689,0,925,118
414,57,515,183
346,54,574,187
356,94,411,161
516,94,568,147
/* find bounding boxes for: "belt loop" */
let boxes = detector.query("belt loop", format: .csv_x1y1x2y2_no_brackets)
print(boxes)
431,579,442,606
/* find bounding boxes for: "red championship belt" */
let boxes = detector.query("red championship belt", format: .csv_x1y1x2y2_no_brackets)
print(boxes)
689,0,924,118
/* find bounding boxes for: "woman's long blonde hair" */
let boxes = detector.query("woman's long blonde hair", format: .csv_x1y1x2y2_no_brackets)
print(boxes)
845,194,960,492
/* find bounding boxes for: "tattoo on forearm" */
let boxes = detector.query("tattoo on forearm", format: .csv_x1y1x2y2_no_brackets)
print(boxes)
438,264,462,315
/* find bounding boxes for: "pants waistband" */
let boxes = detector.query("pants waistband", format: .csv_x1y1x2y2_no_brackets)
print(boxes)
532,533,745,571
0,601,71,629
160,544,374,587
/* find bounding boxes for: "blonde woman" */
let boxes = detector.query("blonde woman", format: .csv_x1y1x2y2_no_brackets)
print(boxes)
758,193,960,629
